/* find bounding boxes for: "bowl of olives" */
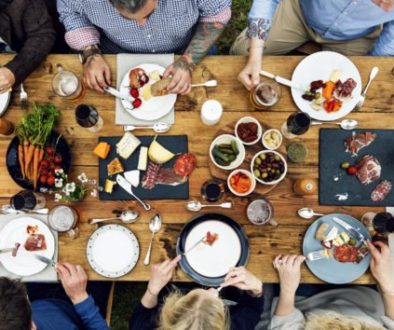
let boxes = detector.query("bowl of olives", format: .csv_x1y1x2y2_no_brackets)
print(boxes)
251,150,287,185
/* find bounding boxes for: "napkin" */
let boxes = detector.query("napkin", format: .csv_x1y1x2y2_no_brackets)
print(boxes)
0,214,58,282
115,54,175,125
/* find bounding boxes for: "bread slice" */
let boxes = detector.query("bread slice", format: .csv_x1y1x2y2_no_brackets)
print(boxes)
150,77,172,97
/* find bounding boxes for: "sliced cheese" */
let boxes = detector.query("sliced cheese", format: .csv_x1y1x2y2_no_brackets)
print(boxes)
149,70,161,81
104,179,116,194
148,139,175,164
93,142,111,159
142,84,153,101
329,69,341,83
138,146,148,171
116,132,141,159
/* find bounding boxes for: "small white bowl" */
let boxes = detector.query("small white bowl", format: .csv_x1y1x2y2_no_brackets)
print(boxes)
250,150,287,185
262,129,283,150
227,169,256,197
209,134,245,170
234,116,263,146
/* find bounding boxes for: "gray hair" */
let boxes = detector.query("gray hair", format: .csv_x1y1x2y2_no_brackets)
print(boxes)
110,0,148,13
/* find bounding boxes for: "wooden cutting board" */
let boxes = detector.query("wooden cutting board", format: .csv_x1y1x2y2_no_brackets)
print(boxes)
208,121,287,196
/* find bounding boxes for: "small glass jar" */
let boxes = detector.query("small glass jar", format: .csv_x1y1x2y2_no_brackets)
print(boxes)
250,80,281,110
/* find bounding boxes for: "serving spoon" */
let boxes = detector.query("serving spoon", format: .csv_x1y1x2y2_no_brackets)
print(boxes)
88,210,140,225
311,119,358,130
186,200,232,212
191,80,218,88
297,208,325,219
124,122,171,134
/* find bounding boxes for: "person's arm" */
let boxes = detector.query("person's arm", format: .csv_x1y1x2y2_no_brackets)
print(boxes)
369,21,394,56
2,0,55,88
164,1,231,95
56,263,109,330
238,0,280,90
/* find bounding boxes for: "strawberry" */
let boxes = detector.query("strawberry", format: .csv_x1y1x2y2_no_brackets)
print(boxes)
347,165,357,176
130,87,139,98
132,98,142,108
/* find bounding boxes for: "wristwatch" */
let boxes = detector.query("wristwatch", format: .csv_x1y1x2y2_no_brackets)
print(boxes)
79,44,102,64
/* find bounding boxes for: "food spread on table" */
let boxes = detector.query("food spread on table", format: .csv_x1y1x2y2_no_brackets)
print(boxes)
236,122,259,143
229,171,252,194
24,225,47,252
252,151,286,183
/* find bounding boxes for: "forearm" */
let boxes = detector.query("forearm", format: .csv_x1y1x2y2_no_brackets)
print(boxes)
380,284,394,320
275,291,296,316
248,39,264,63
74,295,109,330
141,288,159,309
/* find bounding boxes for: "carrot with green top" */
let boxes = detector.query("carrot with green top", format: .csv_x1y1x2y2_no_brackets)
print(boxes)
18,143,25,178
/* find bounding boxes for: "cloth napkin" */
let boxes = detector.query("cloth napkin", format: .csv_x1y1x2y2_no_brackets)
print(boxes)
0,214,58,282
115,54,175,125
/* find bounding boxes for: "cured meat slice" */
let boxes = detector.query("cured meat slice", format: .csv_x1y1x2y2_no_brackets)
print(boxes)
356,155,381,185
24,234,47,251
333,244,358,263
173,153,197,177
371,180,392,202
335,78,357,98
203,231,219,246
156,168,187,186
141,162,161,190
344,132,376,156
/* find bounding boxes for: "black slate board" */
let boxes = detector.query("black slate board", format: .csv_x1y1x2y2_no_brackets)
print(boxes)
319,128,394,206
99,135,189,201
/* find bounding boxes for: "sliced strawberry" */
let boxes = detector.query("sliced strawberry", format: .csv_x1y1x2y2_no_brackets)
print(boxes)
130,87,139,98
132,98,142,108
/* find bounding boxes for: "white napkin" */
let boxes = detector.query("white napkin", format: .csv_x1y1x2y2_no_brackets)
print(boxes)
0,214,58,282
115,54,175,125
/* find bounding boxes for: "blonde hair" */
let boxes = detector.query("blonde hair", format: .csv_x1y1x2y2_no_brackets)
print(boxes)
305,313,387,330
158,289,230,330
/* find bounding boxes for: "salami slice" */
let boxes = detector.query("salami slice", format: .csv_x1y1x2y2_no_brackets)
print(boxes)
173,153,196,177
371,180,392,202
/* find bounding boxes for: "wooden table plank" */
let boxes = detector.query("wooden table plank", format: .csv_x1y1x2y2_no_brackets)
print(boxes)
0,54,393,283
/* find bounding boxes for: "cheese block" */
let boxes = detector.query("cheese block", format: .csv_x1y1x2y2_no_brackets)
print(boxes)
93,142,111,159
107,157,124,176
142,85,152,101
138,146,148,171
116,132,141,159
148,140,175,164
124,170,140,188
104,179,116,194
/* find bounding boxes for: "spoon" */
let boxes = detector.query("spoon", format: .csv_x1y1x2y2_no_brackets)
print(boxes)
191,80,218,88
311,119,358,130
144,214,162,266
88,210,140,225
297,208,325,219
124,122,171,134
186,200,232,212
355,66,379,110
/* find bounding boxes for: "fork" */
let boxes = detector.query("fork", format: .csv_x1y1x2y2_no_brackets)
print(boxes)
354,66,379,111
180,236,206,257
305,249,330,262
19,83,28,109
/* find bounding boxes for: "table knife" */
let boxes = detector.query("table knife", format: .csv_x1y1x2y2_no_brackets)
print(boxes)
116,175,151,211
332,217,365,243
104,86,134,103
259,70,303,91
33,254,56,268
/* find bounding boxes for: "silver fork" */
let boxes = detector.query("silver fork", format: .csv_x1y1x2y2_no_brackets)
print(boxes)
19,83,28,109
305,250,330,262
354,66,379,111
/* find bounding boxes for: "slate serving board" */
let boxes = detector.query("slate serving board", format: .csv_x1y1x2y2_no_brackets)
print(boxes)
99,135,189,201
319,128,394,206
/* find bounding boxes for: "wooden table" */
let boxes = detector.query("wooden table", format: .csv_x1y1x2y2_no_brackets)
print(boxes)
0,55,393,284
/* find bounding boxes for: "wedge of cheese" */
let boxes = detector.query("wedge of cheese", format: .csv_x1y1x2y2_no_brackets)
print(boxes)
93,142,111,159
116,132,141,159
148,140,174,164
104,179,116,194
107,157,124,176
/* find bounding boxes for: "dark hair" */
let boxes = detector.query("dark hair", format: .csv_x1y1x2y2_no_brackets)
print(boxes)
0,278,31,330
109,0,148,13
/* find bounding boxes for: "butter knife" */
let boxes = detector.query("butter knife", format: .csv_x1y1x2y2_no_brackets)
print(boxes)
116,175,151,211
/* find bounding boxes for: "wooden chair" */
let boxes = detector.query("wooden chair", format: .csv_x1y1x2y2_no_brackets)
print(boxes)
106,282,116,326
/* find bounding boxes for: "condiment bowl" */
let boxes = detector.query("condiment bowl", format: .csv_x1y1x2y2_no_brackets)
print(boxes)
262,129,283,150
227,169,256,197
234,116,263,146
209,134,245,171
251,150,287,185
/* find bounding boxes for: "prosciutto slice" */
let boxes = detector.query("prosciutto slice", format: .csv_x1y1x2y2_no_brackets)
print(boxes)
141,162,161,190
344,132,376,156
355,155,381,185
371,180,392,202
335,78,357,98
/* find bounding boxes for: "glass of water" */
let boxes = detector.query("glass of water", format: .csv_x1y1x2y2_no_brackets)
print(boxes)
52,64,84,99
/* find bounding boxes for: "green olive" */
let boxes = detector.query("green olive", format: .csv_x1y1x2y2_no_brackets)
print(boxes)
254,169,260,177
255,158,262,165
260,154,266,161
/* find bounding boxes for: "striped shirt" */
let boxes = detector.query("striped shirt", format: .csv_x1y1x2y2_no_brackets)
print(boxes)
57,0,231,54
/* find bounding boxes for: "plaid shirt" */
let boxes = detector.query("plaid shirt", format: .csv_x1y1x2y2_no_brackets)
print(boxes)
58,0,231,53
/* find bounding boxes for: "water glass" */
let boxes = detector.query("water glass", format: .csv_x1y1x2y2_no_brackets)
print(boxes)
52,64,83,99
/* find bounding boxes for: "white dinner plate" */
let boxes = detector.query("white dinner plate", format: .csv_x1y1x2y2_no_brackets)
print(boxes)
0,91,11,116
0,217,55,276
87,224,140,278
291,51,362,121
119,63,177,121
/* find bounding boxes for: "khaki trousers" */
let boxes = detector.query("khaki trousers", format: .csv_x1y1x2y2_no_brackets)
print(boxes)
230,0,381,56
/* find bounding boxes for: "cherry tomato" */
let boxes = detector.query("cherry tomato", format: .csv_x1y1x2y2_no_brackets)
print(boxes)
46,176,55,187
40,159,49,169
132,98,142,108
39,175,47,185
46,146,55,156
54,154,63,164
347,166,357,176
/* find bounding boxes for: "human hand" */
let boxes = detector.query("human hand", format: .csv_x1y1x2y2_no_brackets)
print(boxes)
147,256,181,296
0,67,15,93
56,262,89,304
163,57,193,95
238,59,261,91
221,266,263,297
367,240,394,294
82,54,111,93
273,255,305,296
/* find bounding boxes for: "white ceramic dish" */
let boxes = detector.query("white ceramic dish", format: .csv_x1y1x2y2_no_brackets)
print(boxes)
251,150,287,185
119,63,177,121
262,129,283,150
234,116,263,146
291,51,362,122
87,224,139,278
209,134,245,171
0,91,11,117
227,169,256,197
0,217,55,276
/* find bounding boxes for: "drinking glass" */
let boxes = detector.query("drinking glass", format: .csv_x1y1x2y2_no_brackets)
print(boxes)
75,104,103,132
250,80,281,110
201,180,225,202
52,64,83,99
281,112,311,139
246,199,277,226
10,191,46,210
48,205,80,239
